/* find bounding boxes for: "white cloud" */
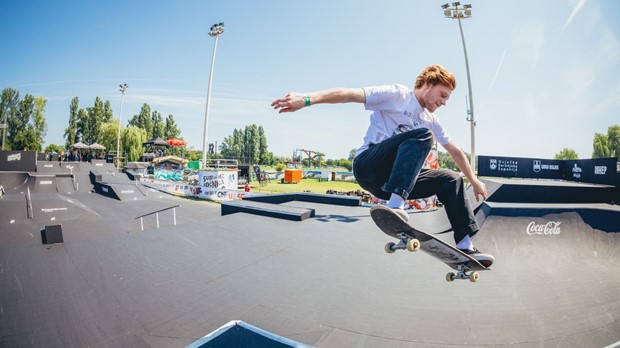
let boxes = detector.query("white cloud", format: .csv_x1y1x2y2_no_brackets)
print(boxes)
489,48,507,92
563,0,588,31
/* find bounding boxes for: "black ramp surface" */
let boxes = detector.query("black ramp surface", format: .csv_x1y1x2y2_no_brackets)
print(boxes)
0,186,619,347
55,175,76,195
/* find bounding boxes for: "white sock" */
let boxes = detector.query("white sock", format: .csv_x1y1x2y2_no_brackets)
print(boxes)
456,235,473,250
387,193,405,210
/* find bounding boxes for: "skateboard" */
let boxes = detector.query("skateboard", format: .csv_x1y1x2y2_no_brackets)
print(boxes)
370,205,490,282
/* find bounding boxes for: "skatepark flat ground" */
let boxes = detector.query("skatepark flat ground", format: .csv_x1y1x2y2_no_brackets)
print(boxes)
1,183,620,347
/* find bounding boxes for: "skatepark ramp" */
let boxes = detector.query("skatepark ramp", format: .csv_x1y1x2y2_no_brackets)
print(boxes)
221,192,360,221
187,320,312,348
1,168,619,347
91,170,149,201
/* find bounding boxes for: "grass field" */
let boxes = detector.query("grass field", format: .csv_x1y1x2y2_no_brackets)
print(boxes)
250,178,364,195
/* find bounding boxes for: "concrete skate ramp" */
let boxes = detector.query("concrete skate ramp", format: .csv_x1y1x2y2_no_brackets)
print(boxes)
93,181,147,201
0,172,29,193
55,174,76,195
29,175,57,194
478,177,616,204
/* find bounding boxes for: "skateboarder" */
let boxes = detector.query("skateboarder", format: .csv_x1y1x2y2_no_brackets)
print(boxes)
272,64,493,265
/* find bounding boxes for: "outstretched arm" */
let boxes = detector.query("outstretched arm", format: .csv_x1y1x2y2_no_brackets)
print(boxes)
271,88,365,113
442,142,488,202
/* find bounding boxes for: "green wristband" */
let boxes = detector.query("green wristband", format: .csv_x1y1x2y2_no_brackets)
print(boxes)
304,96,311,107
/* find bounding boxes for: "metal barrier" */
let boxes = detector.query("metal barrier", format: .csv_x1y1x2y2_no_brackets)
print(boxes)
26,187,33,219
134,205,180,231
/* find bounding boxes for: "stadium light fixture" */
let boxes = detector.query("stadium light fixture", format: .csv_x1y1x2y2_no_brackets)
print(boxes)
202,22,225,169
441,3,476,170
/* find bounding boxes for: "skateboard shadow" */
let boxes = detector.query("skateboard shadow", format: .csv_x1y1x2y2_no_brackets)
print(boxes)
313,214,365,223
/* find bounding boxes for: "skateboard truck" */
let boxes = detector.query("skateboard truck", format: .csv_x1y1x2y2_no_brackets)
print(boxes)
386,236,480,282
446,265,480,283
384,233,421,253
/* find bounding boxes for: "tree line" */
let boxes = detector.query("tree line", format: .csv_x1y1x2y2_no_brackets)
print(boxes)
0,88,47,151
1,87,618,166
0,87,184,162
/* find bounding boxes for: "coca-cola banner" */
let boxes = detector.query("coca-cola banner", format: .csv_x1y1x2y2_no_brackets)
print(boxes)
478,155,618,186
0,150,37,172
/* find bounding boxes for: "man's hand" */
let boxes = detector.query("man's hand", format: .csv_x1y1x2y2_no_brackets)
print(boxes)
471,178,488,202
271,92,305,113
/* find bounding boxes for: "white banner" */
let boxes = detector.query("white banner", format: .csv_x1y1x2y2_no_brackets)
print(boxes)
198,170,238,190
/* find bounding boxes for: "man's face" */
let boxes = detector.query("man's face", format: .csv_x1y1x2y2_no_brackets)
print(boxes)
421,83,452,112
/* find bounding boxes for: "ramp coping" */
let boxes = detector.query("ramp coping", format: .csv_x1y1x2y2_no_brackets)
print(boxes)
186,320,313,348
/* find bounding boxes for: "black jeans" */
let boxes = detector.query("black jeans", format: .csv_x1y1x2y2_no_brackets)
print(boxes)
353,128,478,243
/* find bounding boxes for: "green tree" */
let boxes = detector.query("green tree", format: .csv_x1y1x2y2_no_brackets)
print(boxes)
30,96,48,151
45,144,63,155
99,120,120,154
76,108,90,144
103,100,113,123
244,124,259,164
122,126,147,162
348,148,357,161
438,150,459,171
11,94,35,150
219,124,273,164
64,97,79,148
164,114,181,139
607,125,620,160
87,97,105,144
128,103,153,140
592,133,611,158
221,128,242,160
0,88,19,150
151,110,165,139
258,126,269,164
554,148,579,160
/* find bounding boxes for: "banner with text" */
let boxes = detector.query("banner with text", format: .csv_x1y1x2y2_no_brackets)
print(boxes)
478,155,618,186
198,170,238,190
0,150,37,172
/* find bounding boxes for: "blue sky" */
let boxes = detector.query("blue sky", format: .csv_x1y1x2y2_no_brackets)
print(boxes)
1,0,619,160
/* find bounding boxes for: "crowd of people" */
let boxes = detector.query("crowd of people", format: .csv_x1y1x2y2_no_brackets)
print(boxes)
46,150,106,163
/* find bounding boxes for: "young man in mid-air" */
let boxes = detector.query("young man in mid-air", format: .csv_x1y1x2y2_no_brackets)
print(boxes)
271,65,493,266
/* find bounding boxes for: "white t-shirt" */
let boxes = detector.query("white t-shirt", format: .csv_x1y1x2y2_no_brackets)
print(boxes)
356,84,451,156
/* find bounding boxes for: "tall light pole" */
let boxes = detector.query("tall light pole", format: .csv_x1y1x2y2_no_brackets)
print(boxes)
202,22,225,169
1,110,6,151
442,2,476,171
116,83,128,167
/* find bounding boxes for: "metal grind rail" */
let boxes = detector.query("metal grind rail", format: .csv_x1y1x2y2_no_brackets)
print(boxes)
134,205,180,231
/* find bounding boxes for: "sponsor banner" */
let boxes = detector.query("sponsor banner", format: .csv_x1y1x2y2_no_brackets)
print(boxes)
198,170,238,190
142,178,253,202
479,155,618,186
564,158,617,186
478,155,563,180
0,150,37,172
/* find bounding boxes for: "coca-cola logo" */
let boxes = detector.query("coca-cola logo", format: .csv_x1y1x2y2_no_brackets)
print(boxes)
526,221,561,235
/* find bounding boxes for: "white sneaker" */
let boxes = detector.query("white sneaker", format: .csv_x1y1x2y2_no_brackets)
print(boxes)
390,207,409,222
459,247,494,268
370,205,409,222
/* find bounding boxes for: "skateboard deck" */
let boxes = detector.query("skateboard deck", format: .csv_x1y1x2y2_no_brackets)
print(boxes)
370,205,490,282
